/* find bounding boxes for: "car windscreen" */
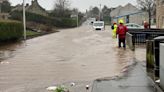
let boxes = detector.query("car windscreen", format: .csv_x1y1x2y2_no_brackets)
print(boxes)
94,23,103,26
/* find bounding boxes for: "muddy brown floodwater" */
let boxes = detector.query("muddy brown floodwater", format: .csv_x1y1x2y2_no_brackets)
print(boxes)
0,24,146,92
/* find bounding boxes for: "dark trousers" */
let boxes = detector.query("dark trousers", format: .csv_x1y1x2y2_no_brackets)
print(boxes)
118,38,126,48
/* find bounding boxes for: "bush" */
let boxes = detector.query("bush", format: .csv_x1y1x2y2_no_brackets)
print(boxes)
0,20,23,41
10,11,51,24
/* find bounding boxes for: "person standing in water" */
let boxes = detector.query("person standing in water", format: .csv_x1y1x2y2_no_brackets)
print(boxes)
112,22,118,39
116,19,128,48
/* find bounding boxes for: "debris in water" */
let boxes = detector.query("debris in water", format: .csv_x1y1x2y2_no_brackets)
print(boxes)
155,79,160,83
0,61,10,64
86,85,89,90
47,86,57,91
70,82,75,86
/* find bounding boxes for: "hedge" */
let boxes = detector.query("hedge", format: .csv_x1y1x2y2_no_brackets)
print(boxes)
0,20,23,41
54,18,77,28
10,11,78,28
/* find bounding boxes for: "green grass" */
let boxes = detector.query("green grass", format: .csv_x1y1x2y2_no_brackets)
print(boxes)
26,30,40,36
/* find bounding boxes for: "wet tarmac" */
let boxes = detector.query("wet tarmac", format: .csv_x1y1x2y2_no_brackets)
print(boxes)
0,24,146,92
92,62,157,92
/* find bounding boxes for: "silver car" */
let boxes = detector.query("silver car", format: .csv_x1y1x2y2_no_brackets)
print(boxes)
125,23,143,29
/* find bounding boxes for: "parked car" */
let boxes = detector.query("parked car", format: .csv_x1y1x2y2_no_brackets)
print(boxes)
125,23,143,29
93,21,105,31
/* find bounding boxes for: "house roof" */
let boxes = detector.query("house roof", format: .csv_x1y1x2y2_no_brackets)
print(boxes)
110,5,123,17
26,0,46,12
110,3,140,17
12,0,47,16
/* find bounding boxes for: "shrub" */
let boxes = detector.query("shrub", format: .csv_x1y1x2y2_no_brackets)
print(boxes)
0,20,23,41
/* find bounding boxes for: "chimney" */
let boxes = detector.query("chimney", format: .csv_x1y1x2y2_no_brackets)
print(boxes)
31,0,34,5
26,3,29,7
31,0,38,5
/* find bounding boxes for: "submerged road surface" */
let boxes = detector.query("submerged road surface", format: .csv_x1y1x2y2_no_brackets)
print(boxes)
0,24,145,92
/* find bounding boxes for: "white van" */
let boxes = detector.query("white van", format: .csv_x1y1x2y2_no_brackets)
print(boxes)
93,21,105,31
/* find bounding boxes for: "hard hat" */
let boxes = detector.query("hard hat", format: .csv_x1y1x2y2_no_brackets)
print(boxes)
119,19,124,24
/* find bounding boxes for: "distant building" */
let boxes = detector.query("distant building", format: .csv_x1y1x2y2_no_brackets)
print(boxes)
12,4,23,12
0,0,9,20
12,0,48,16
0,0,7,3
156,0,164,28
110,3,148,25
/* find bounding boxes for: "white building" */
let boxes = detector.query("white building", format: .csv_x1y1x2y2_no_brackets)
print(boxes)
110,3,148,25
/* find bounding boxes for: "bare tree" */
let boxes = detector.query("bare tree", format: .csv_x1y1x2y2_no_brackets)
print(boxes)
137,0,156,28
54,0,70,10
53,0,71,17
0,0,11,13
102,5,111,17
90,7,99,17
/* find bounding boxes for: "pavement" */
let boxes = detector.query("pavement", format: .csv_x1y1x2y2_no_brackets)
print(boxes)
91,60,163,92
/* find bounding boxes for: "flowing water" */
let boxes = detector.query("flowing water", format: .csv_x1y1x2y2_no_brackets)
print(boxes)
0,24,146,92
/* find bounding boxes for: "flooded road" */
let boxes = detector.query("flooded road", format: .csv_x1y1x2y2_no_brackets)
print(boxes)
0,24,145,92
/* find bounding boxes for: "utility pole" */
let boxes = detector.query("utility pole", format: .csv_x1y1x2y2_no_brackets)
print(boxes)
77,12,78,27
23,0,26,40
0,2,1,13
148,4,151,29
99,4,101,21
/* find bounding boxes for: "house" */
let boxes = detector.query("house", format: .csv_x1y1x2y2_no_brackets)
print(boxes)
26,0,47,16
110,3,148,25
0,0,9,20
12,0,48,16
156,0,164,28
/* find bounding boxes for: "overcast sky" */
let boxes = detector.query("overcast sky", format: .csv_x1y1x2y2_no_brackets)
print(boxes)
9,0,137,12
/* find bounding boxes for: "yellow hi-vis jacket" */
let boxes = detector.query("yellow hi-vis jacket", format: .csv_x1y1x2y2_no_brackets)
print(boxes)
112,24,117,38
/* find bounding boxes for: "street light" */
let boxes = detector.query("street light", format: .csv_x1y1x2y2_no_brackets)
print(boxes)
23,0,26,40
